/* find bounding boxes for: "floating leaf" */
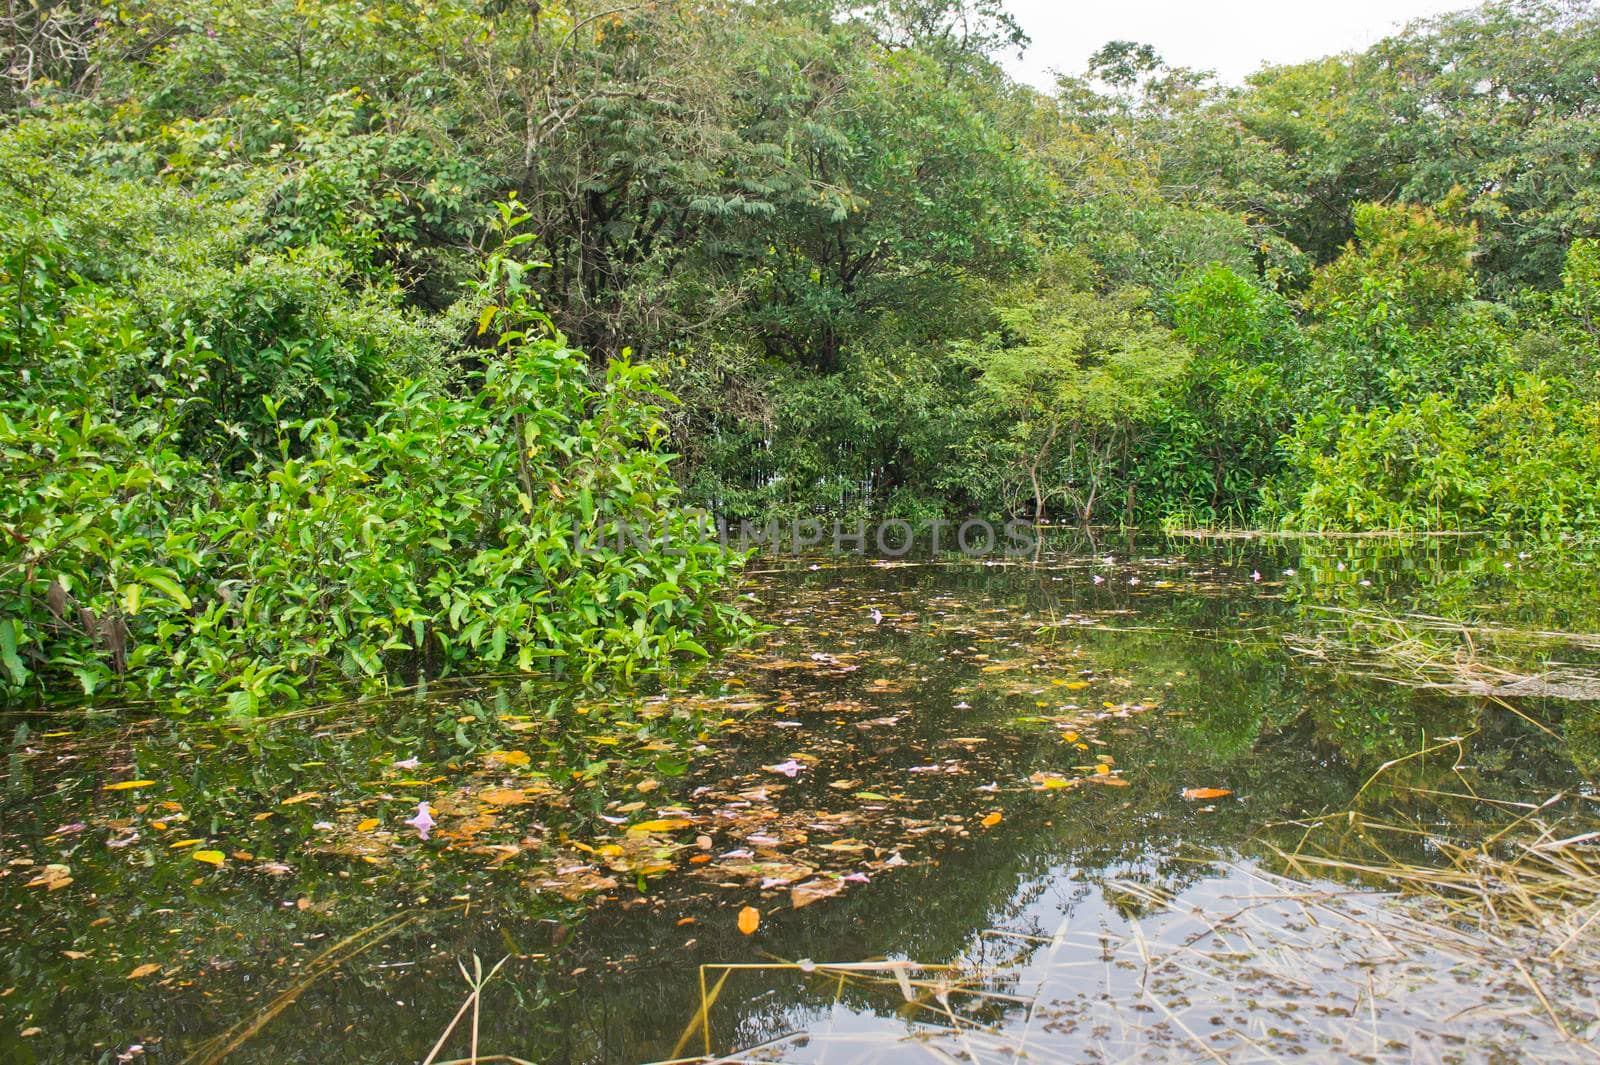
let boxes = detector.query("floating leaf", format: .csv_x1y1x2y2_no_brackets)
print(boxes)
484,750,531,768
127,964,161,980
980,811,1003,828
192,850,225,867
169,838,204,849
480,788,529,806
26,864,72,890
103,780,155,791
629,818,693,833
356,818,380,832
791,878,845,909
1182,787,1233,800
737,906,760,934
279,791,320,806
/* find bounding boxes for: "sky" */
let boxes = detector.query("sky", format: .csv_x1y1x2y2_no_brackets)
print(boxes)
1000,0,1473,88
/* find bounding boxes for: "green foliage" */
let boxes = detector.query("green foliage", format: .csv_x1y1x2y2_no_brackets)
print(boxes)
1516,238,1600,395
0,129,751,709
1129,267,1299,525
7,0,1600,639
1305,203,1479,329
1275,377,1600,531
957,255,1191,522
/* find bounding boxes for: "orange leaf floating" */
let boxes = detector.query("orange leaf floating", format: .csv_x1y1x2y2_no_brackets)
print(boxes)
737,906,760,935
1182,787,1233,800
980,811,1003,828
484,750,531,768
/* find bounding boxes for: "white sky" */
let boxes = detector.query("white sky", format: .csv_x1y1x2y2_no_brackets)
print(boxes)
1000,0,1475,88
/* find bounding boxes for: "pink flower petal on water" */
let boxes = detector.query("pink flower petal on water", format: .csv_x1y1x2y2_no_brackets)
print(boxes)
404,801,435,840
766,759,803,777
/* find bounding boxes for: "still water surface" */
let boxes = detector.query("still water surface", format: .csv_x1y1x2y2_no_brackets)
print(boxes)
3,534,1597,1062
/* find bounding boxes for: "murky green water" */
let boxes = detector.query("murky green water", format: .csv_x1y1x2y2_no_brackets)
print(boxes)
3,534,1598,1063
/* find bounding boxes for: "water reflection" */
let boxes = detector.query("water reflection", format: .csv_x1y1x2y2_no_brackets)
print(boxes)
1,534,1595,1062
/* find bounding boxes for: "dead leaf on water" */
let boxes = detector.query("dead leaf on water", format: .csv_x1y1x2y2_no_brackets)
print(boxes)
127,964,160,980
1182,787,1233,800
628,818,693,833
103,780,155,791
26,865,72,891
791,878,845,909
737,905,760,934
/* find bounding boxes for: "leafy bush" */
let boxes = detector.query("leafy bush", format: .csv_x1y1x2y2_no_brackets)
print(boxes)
0,159,752,709
1274,377,1600,532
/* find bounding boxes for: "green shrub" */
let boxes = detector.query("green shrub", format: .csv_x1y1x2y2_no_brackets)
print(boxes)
1273,377,1600,532
0,159,752,710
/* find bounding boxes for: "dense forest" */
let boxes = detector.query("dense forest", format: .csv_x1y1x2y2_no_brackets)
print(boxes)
3,0,1599,705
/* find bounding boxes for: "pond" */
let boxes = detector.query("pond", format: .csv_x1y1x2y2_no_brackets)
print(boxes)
3,534,1598,1063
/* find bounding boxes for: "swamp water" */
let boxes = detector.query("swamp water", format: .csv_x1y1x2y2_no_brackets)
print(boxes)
3,535,1598,1063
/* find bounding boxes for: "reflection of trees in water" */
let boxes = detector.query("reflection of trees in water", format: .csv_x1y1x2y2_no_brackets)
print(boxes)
10,538,1595,1063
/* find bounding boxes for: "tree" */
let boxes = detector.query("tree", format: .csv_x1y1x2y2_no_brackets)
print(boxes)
958,255,1190,524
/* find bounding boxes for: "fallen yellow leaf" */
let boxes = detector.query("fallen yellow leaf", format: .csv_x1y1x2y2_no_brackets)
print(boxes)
169,838,204,849
480,788,528,806
192,850,225,867
1182,787,1233,800
628,818,693,833
356,818,380,832
484,750,531,768
980,811,1003,828
127,964,161,980
737,906,760,935
279,791,320,806
103,780,155,791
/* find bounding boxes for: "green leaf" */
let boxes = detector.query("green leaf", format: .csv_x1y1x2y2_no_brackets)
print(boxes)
143,572,192,611
0,620,28,685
